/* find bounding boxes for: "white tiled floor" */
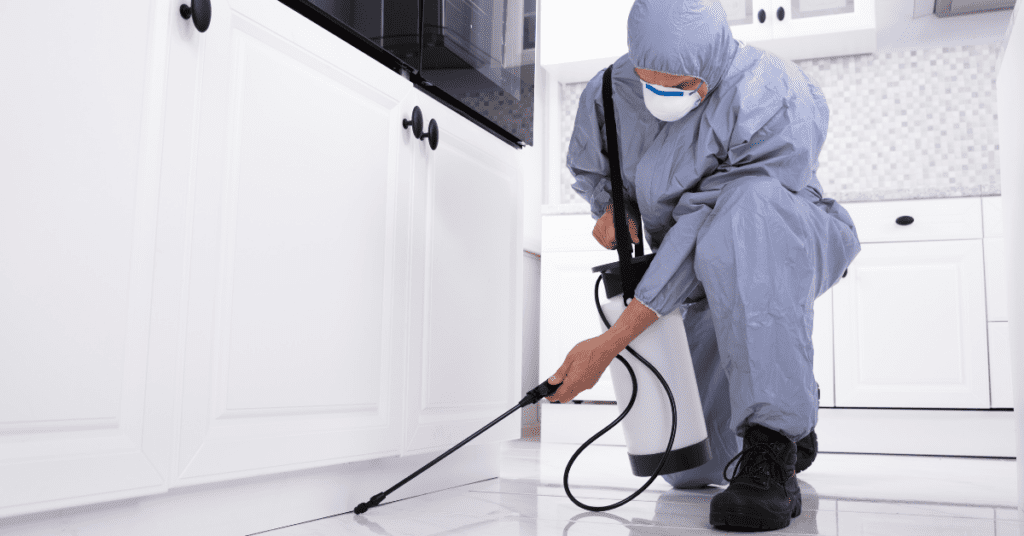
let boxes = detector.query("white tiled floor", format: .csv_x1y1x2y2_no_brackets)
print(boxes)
257,439,1021,535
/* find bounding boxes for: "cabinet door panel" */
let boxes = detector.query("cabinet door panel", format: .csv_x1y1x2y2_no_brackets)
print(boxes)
0,0,175,517
758,0,875,61
177,0,414,485
833,240,990,408
773,0,871,38
404,96,523,454
727,0,774,43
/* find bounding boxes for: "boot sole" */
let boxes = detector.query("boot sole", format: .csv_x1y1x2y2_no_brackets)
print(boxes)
709,498,801,531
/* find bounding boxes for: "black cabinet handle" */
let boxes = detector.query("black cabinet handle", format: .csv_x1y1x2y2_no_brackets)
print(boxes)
180,0,212,33
426,119,439,150
758,9,766,23
403,107,438,150
896,215,915,226
403,106,424,139
777,6,785,21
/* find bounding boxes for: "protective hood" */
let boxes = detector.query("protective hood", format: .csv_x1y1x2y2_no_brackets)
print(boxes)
627,0,737,95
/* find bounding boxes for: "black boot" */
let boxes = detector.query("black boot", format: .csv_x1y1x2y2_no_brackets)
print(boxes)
795,428,817,473
709,425,801,531
796,386,820,473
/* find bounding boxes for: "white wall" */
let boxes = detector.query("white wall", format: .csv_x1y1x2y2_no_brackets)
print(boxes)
521,252,541,437
995,0,1024,515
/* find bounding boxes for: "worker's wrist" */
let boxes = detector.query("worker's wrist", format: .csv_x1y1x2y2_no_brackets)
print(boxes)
602,299,658,352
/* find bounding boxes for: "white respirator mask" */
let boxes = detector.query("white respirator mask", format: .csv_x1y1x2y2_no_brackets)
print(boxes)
641,81,702,122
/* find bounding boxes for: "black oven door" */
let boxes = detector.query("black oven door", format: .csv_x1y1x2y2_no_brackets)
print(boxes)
297,0,534,146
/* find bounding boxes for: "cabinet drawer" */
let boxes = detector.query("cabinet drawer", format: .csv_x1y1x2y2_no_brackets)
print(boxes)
842,197,982,243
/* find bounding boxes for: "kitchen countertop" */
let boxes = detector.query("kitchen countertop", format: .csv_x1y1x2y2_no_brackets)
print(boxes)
542,185,1002,215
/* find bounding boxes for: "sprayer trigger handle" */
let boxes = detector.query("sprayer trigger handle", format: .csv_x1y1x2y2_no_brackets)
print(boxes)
519,380,564,406
535,380,562,398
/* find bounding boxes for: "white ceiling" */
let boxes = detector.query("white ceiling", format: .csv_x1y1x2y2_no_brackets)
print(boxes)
877,0,1014,52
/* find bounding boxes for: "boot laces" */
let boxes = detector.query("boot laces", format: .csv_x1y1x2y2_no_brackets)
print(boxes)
722,442,789,488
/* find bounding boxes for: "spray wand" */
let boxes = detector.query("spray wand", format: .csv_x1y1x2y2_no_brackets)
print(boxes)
353,380,562,515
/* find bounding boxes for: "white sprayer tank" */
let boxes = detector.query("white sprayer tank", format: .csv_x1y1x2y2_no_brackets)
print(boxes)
597,292,710,476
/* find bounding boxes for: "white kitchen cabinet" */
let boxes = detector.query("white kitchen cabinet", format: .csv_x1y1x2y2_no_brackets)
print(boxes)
988,322,1014,409
720,0,771,42
981,197,1012,409
539,0,875,83
0,0,523,519
401,93,524,455
174,0,417,486
723,0,875,62
833,239,991,409
841,197,984,243
983,196,1007,322
0,0,175,517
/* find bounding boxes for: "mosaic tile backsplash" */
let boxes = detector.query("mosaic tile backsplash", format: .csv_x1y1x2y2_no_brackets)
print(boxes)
557,43,1003,205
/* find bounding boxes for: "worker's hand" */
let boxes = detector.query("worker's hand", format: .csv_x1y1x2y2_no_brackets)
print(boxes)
545,334,622,403
593,204,639,250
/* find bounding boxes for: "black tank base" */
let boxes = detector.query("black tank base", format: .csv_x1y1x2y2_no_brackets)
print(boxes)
628,437,711,477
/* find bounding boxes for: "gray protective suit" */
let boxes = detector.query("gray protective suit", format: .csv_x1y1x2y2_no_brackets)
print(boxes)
567,0,862,487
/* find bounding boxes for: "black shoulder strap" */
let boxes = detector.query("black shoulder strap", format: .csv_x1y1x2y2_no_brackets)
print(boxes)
602,65,643,304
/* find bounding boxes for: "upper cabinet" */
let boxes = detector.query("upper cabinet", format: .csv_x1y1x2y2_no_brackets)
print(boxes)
539,0,876,83
724,0,876,62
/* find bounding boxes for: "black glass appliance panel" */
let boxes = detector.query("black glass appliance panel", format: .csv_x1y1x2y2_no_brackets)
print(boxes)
296,0,534,146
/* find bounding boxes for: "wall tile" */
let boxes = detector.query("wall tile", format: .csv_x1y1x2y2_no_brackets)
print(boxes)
557,44,1004,205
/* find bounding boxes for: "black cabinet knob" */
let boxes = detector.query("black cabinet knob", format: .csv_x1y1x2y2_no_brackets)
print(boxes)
426,118,439,151
758,9,766,23
403,106,424,139
180,0,212,33
896,215,915,226
777,6,785,21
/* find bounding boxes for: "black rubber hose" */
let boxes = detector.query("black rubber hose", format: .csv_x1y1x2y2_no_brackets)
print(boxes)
560,274,679,512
